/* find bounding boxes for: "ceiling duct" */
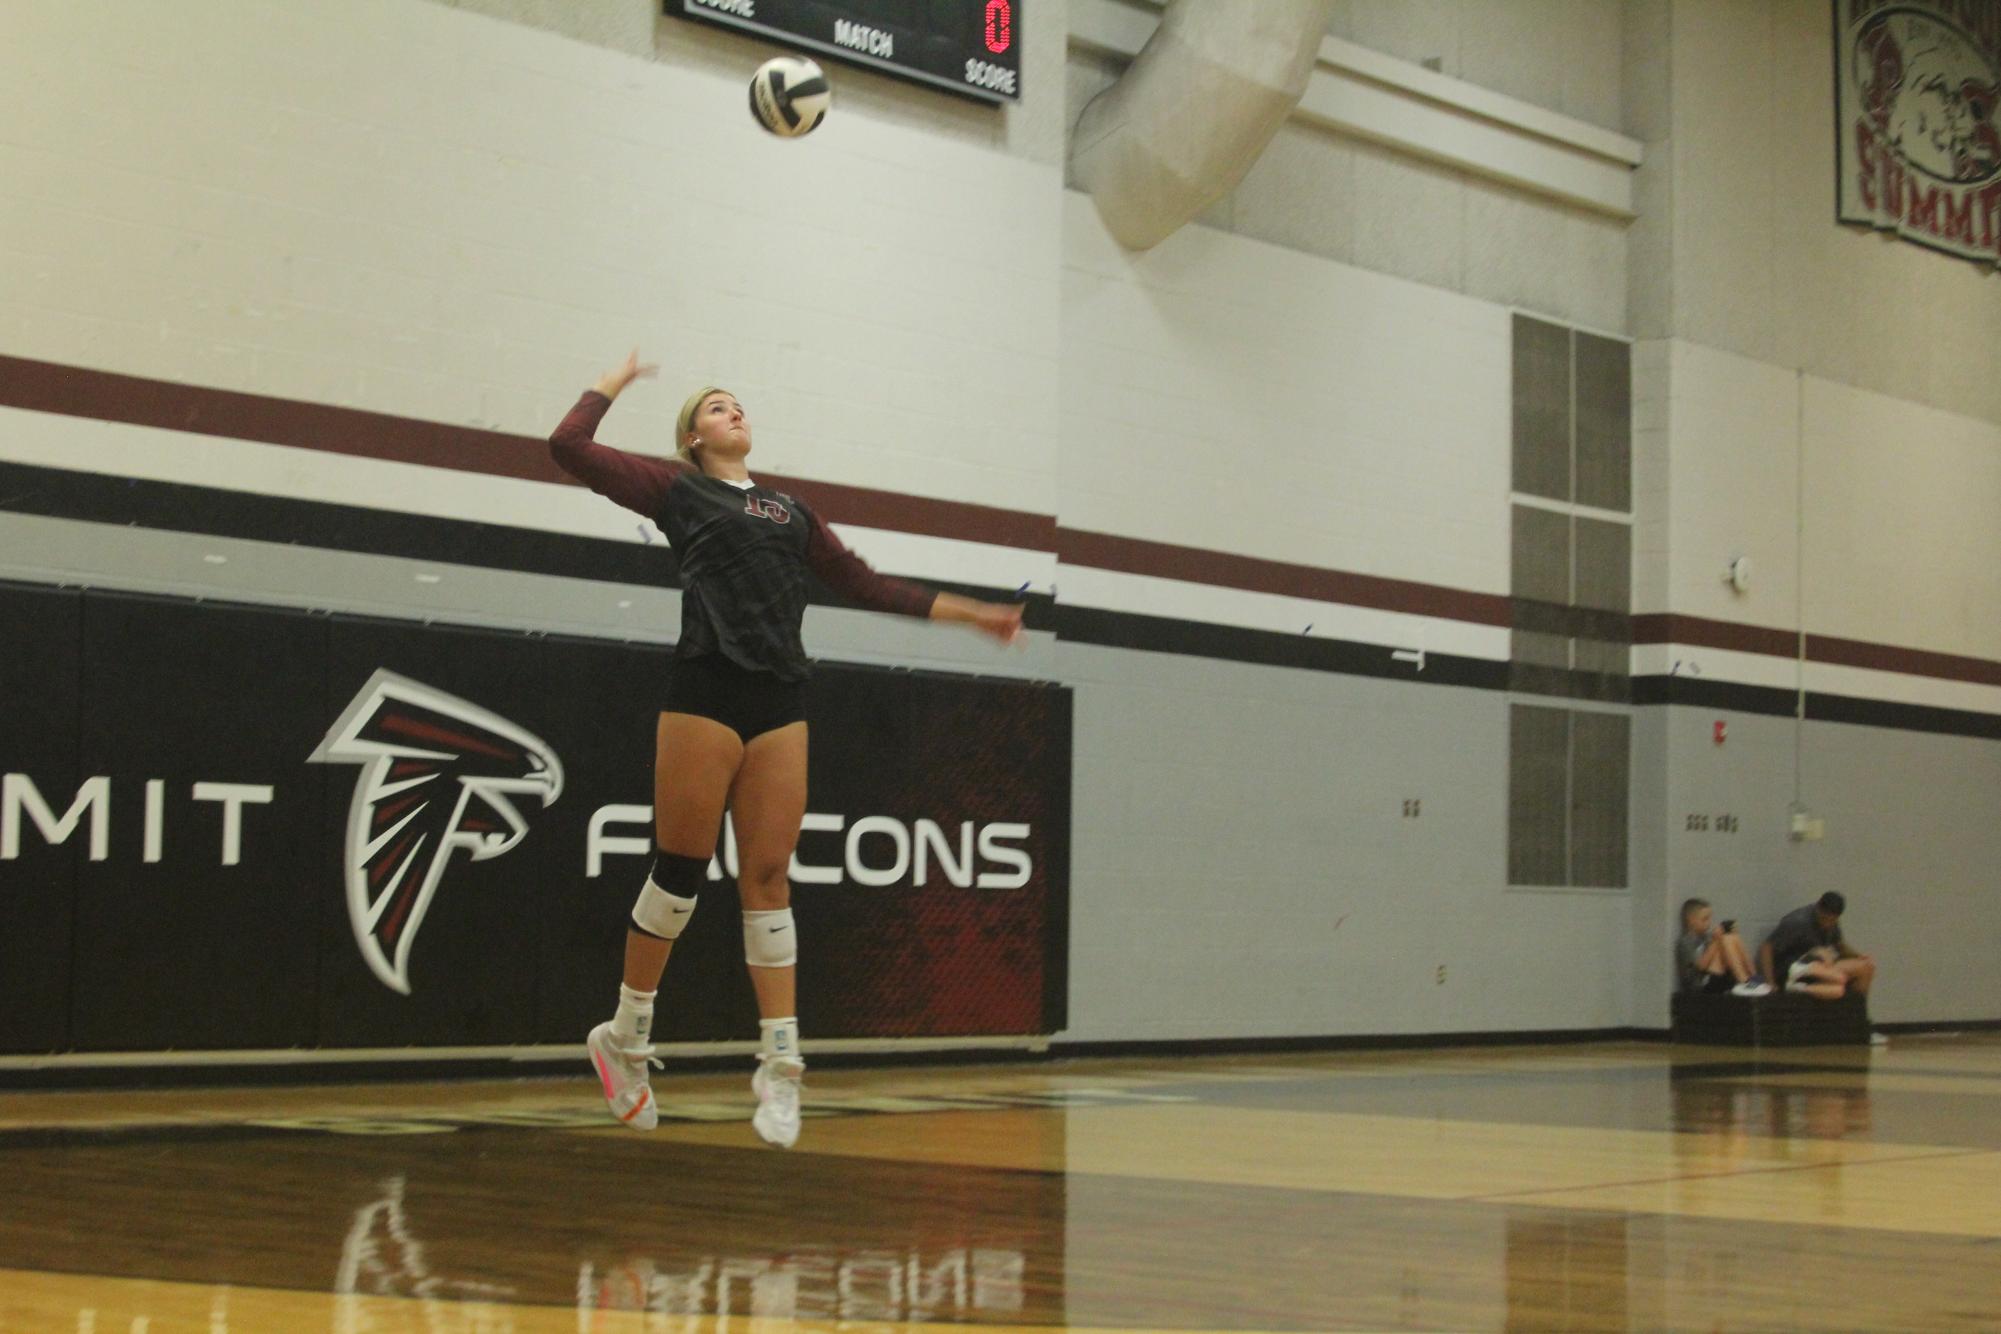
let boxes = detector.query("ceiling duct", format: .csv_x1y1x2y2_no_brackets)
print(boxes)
1071,0,1337,250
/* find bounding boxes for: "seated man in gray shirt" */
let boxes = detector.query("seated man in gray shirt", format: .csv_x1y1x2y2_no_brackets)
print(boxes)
1759,891,1878,1000
1677,898,1771,996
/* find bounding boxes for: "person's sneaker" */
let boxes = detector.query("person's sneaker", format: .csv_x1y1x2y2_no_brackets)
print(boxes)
587,1021,662,1131
1870,1031,1890,1047
1731,981,1773,997
751,1055,805,1148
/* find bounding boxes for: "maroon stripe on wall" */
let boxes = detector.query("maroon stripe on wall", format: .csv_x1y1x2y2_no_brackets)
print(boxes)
7,353,1998,689
762,476,1054,551
0,353,1055,552
0,352,567,484
1057,528,1513,626
1809,633,2001,688
1631,613,1797,658
1633,613,2001,689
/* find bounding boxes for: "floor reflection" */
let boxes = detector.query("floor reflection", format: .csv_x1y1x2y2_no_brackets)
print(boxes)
337,1171,1028,1326
1671,1067,1875,1142
3,1044,1999,1333
574,1247,1026,1324
0,1124,1067,1329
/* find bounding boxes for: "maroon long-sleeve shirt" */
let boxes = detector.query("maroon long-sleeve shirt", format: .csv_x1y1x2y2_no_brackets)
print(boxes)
549,390,936,680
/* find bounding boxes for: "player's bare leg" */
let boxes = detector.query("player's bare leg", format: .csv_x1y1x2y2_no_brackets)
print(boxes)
1786,959,1847,1001
730,720,809,1146
1830,954,1876,995
589,711,742,1131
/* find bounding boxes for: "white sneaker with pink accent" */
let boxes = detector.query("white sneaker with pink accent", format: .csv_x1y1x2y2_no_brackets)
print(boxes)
588,1022,662,1131
751,1056,805,1148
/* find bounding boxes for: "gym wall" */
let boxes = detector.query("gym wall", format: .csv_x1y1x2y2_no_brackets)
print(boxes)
1065,0,1631,333
1622,0,2001,1025
2,0,1995,1054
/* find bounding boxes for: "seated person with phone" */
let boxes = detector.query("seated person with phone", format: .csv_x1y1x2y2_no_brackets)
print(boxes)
1677,898,1772,997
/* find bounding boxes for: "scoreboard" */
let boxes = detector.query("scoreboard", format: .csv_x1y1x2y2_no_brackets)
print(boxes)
673,0,1022,103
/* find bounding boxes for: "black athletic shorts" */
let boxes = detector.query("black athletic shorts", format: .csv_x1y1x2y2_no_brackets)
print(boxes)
663,653,806,742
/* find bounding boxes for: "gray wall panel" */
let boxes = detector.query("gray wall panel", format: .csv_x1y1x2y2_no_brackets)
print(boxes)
1511,505,1571,605
1795,720,2001,1024
1573,638,1628,679
1627,708,1673,1025
1058,643,1631,1042
1508,704,1569,886
1634,707,2001,1027
1570,710,1631,888
1574,333,1632,512
1574,517,1631,614
1512,315,1573,502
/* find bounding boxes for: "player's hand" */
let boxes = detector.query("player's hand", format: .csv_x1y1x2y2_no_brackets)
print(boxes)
972,601,1025,646
595,348,659,400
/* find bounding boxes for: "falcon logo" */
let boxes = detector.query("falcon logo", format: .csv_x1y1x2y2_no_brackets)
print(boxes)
310,670,564,995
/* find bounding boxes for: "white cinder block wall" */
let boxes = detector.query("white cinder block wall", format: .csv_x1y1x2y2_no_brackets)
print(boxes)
1631,0,2001,665
1153,0,1634,334
2,0,1996,1042
1061,203,1514,607
0,0,1060,528
1625,0,2001,1025
1057,196,1634,1041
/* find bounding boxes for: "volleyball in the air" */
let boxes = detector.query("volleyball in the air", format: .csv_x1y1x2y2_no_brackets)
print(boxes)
748,56,830,138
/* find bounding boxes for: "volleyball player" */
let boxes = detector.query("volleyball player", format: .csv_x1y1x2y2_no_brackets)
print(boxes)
550,350,1023,1147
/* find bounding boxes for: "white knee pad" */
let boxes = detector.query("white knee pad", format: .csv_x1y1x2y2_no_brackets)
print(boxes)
632,876,698,940
743,908,797,967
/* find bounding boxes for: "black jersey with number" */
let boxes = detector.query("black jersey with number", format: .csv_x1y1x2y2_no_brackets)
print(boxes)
550,390,936,680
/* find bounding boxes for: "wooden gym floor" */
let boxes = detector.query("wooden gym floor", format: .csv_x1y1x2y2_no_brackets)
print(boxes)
2,1036,1999,1331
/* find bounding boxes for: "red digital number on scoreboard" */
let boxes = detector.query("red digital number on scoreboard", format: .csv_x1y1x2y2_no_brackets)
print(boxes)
985,0,1012,54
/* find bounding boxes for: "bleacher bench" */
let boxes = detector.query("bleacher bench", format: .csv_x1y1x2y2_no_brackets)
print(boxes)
1670,989,1872,1046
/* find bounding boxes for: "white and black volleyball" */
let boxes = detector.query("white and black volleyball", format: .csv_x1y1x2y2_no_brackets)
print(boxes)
748,56,830,138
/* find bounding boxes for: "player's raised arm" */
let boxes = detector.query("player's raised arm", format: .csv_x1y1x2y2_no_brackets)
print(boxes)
548,349,685,517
